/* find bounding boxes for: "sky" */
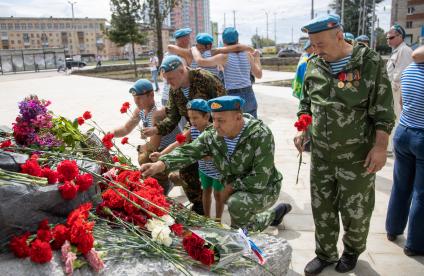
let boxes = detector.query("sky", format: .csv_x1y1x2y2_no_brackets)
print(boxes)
0,0,392,44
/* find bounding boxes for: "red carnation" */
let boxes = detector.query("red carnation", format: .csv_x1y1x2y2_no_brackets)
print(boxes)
67,202,92,226
120,105,128,114
123,102,130,108
9,232,31,258
57,160,79,181
176,133,186,144
112,155,120,163
0,139,12,149
75,173,93,192
170,224,184,237
21,158,42,177
199,248,215,266
51,224,69,250
41,167,59,184
30,239,53,264
299,114,312,126
58,181,78,200
82,111,92,120
77,117,85,125
76,232,94,254
121,137,129,145
102,133,114,149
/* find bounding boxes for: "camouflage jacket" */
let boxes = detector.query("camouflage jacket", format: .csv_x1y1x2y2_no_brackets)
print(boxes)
298,42,396,162
156,68,226,135
159,114,282,194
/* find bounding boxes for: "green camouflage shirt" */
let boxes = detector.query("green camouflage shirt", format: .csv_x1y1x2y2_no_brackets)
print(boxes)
156,68,226,135
298,42,396,162
159,115,282,194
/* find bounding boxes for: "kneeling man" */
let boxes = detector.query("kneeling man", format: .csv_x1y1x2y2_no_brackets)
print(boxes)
141,96,291,232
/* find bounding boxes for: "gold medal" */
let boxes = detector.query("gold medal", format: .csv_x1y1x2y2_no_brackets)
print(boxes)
347,73,354,82
346,82,352,88
338,81,345,88
353,80,360,87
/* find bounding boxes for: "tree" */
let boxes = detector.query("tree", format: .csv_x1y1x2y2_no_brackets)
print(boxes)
142,0,180,64
107,0,147,77
330,0,383,37
375,27,391,55
251,34,276,48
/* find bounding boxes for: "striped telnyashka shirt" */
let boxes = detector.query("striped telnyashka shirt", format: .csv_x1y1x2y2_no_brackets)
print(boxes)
223,52,252,90
139,105,180,149
400,62,424,129
190,126,221,179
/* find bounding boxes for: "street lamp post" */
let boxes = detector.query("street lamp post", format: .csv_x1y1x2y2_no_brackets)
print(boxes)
262,9,269,41
68,1,77,57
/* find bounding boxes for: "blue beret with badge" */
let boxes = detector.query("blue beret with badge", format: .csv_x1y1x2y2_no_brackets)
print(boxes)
174,27,192,39
187,99,210,113
159,55,183,73
129,79,153,96
391,24,406,39
207,96,245,112
355,34,370,42
196,33,214,45
222,27,239,44
301,14,341,34
344,32,354,40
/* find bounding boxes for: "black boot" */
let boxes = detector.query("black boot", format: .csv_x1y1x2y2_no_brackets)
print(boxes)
387,233,397,241
404,247,424,256
335,252,358,273
270,203,292,226
304,256,334,276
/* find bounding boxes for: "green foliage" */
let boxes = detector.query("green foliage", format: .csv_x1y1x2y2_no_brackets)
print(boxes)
251,34,276,48
141,0,180,62
50,116,87,151
107,0,147,47
330,0,383,37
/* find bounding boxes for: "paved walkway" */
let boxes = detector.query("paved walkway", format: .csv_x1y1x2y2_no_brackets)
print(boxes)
0,70,423,275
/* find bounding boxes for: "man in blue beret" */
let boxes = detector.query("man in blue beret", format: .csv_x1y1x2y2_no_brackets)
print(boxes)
294,14,395,275
386,24,413,154
141,95,292,232
160,27,193,108
110,79,182,193
143,54,226,215
355,35,369,46
191,27,262,118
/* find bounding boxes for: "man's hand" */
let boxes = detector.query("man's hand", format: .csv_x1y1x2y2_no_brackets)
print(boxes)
149,152,162,162
222,184,234,203
364,146,387,174
293,131,308,153
140,161,166,177
142,127,158,138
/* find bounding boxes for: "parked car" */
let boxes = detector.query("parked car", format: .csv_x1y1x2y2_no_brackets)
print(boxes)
277,49,301,58
65,58,86,69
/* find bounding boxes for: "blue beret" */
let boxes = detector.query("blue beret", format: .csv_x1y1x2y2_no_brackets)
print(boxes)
303,40,312,50
129,79,153,96
207,96,245,112
174,27,192,39
196,33,214,45
159,55,183,72
222,27,239,44
391,24,406,39
187,99,210,113
344,32,355,40
301,14,340,34
355,35,369,42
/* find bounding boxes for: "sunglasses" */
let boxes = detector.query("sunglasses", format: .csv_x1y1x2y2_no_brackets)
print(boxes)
386,36,397,40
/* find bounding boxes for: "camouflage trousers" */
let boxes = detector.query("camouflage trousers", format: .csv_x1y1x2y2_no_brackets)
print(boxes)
310,155,376,262
227,188,279,232
179,162,204,215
